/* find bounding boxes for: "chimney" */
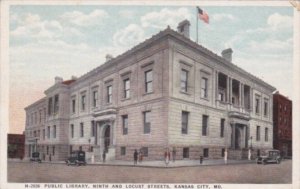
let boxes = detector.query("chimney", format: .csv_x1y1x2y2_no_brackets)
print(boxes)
55,76,63,84
177,19,190,38
106,54,113,62
221,48,233,62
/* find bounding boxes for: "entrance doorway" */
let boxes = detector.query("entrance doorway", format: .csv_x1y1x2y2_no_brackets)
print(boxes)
104,126,110,153
235,128,241,149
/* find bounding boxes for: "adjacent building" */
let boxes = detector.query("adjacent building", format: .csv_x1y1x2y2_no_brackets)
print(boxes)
8,134,25,159
273,92,292,158
24,20,276,162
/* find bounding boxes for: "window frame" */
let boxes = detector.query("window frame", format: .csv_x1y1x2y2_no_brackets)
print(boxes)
220,118,225,137
180,69,188,93
107,85,113,103
145,70,153,93
80,123,84,137
181,111,189,134
123,78,130,99
122,115,128,135
202,115,209,136
201,77,208,98
256,126,261,141
143,111,151,134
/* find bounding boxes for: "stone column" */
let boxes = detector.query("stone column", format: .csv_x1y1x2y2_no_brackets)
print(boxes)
231,123,236,149
239,82,242,107
226,76,230,103
241,84,244,108
245,125,249,148
250,87,253,111
229,77,232,104
215,71,219,102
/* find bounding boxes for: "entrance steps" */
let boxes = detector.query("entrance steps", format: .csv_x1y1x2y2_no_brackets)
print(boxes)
228,148,249,160
88,146,115,162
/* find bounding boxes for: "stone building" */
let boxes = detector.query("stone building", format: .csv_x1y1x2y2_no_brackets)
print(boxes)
8,134,25,159
24,20,275,161
273,92,292,158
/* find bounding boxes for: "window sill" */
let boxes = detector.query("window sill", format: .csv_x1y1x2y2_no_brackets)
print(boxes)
143,92,154,96
121,97,131,102
200,97,209,101
180,91,191,96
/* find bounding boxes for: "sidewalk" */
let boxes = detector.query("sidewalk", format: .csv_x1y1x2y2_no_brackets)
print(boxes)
10,158,256,168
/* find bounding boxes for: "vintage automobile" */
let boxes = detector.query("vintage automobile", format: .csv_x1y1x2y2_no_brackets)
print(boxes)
256,150,282,165
30,152,42,163
65,150,87,166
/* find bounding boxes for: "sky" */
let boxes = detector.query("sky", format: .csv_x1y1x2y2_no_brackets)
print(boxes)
9,5,293,134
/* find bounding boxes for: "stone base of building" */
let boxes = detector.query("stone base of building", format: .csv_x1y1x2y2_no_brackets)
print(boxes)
26,144,70,162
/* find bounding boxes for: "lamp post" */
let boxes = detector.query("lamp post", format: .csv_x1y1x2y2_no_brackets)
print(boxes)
250,136,253,149
88,139,91,152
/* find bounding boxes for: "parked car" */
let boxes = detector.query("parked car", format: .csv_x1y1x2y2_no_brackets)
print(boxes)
256,150,282,165
30,152,42,163
65,150,86,166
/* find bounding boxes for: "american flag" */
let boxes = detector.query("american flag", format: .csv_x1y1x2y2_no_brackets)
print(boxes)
197,7,209,24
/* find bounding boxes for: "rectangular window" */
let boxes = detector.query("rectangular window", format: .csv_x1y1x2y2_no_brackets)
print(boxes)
54,94,59,114
92,90,98,108
255,95,260,114
91,121,95,137
201,77,208,98
80,123,84,137
70,124,74,138
47,146,49,155
265,127,268,142
122,115,128,135
35,112,37,124
52,146,55,156
181,69,188,92
202,115,209,136
39,110,42,123
121,147,126,156
145,70,153,93
44,108,46,121
183,148,189,158
48,97,52,115
218,91,225,102
221,148,225,157
53,125,56,138
124,79,130,99
107,85,112,103
141,147,148,157
264,100,268,117
43,129,45,140
220,119,225,137
72,99,76,113
47,126,50,139
256,126,260,141
203,148,209,158
143,111,151,134
181,111,189,134
81,94,86,111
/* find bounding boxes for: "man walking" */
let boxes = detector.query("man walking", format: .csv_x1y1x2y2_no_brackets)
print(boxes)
172,147,176,162
102,150,106,163
134,149,138,165
224,148,228,165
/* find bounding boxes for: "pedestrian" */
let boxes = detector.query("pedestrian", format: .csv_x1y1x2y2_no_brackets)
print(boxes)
248,148,251,160
138,149,143,163
49,154,52,162
172,147,176,162
102,150,106,163
224,148,228,165
133,149,138,165
164,148,170,166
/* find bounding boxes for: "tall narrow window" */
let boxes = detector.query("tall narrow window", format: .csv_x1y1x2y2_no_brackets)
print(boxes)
124,79,130,98
203,148,209,158
91,121,95,137
44,108,46,121
107,85,112,103
53,125,56,138
265,127,268,142
122,115,128,135
47,126,50,139
72,99,76,113
39,110,42,123
92,90,98,108
181,111,189,134
43,129,45,140
54,94,59,114
202,115,209,136
145,70,153,93
81,94,86,111
48,97,53,115
121,147,126,156
255,95,260,114
220,119,225,137
264,99,268,117
80,123,84,137
181,69,188,92
256,126,260,141
70,124,74,138
143,111,151,134
201,77,208,98
183,148,189,158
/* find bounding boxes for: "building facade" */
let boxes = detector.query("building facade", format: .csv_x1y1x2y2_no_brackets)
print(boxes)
25,20,275,162
8,134,25,159
273,92,292,158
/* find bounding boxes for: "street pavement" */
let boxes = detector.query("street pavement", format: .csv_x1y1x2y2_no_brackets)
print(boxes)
7,159,292,183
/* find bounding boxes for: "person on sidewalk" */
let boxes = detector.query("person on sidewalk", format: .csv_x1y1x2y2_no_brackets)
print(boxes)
224,148,228,165
172,147,176,162
164,148,170,166
138,149,143,163
133,149,138,165
102,150,106,163
248,148,252,160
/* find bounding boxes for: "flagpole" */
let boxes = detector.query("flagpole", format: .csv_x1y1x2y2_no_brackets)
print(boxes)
196,7,199,44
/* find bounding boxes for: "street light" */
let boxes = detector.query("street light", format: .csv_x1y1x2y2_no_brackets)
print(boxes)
88,139,91,152
250,136,253,149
